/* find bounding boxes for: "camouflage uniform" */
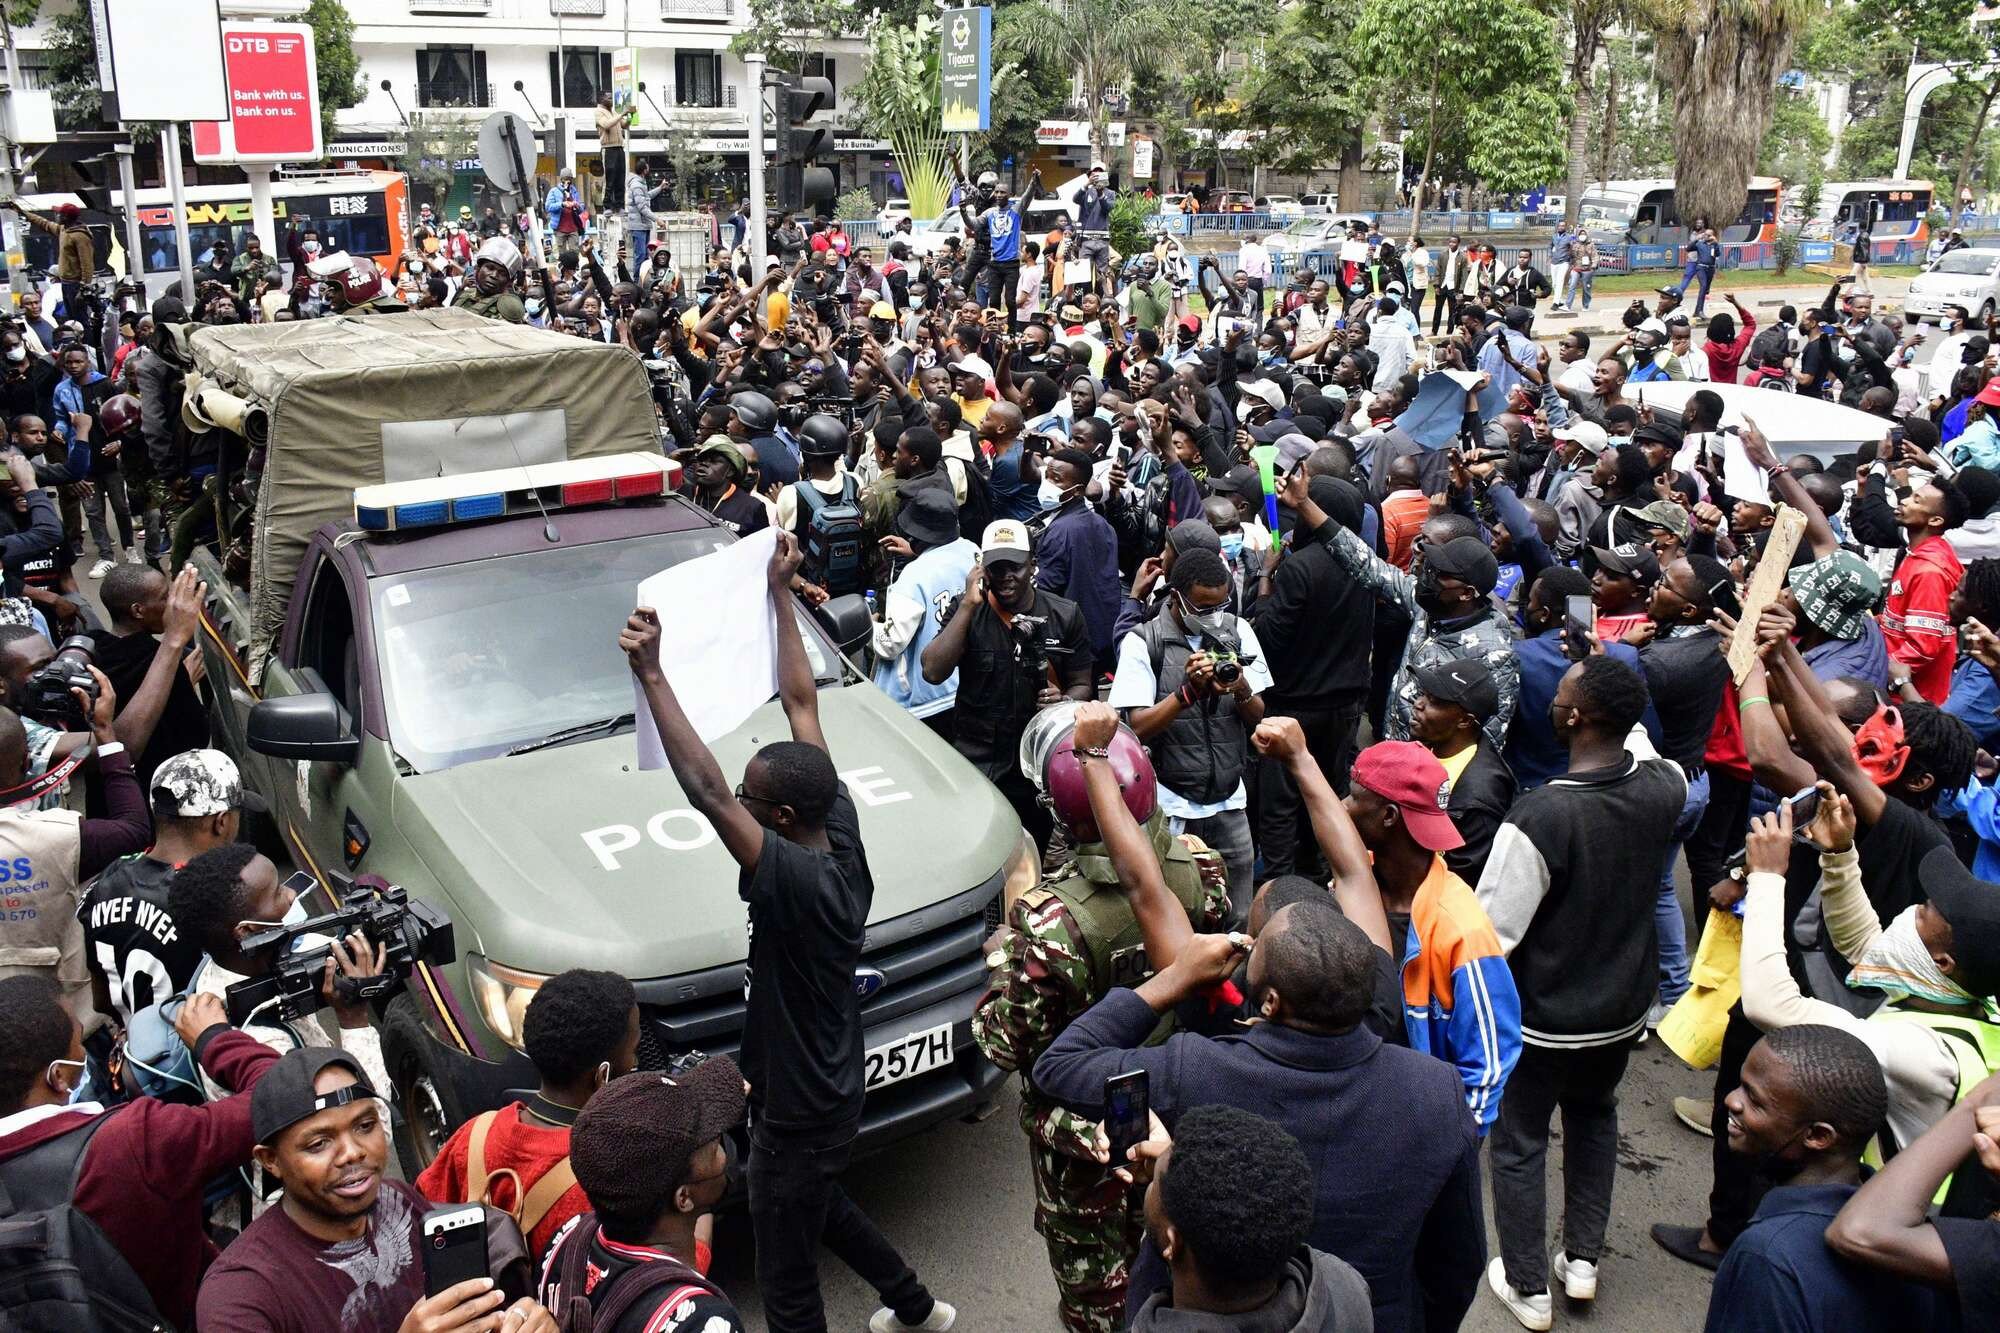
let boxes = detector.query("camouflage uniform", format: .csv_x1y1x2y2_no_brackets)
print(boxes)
451,287,527,323
972,822,1229,1333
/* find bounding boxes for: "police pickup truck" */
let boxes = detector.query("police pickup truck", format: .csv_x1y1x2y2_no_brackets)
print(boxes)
181,311,1032,1170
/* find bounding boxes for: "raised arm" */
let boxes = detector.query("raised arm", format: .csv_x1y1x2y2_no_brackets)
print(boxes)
1737,417,1836,558
619,608,765,870
767,532,826,755
1071,701,1190,973
1763,612,1888,827
1251,717,1389,951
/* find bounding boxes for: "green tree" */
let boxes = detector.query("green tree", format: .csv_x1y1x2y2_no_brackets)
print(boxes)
1854,0,2000,206
982,43,1067,184
1557,0,1628,225
305,0,365,147
1643,0,1816,230
1354,0,1570,236
399,112,480,215
1235,0,1370,204
852,11,955,219
40,1,102,130
1760,88,1834,184
997,0,1190,164
730,0,859,73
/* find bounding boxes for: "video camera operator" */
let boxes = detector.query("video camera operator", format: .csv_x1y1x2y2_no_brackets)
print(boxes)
0,445,64,599
920,521,1094,847
1109,548,1271,921
0,667,150,1025
165,844,392,1209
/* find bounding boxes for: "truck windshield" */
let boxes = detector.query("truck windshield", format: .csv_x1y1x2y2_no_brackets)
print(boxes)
370,531,834,772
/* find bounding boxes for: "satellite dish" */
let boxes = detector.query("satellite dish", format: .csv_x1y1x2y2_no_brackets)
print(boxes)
477,111,539,199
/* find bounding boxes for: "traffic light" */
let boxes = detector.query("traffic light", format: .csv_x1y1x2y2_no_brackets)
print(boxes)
773,73,835,214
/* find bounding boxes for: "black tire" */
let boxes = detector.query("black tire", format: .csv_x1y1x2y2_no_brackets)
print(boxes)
1985,301,1995,324
383,993,468,1179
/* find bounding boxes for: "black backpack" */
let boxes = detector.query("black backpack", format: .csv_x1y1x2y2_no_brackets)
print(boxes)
546,1214,730,1333
795,474,865,598
0,1114,170,1331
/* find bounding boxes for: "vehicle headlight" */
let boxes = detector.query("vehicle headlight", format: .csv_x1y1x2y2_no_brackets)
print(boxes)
467,955,550,1053
1002,828,1042,915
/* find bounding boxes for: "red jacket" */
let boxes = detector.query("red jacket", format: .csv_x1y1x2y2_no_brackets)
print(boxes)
1882,535,1964,703
1703,311,1756,385
0,1028,278,1328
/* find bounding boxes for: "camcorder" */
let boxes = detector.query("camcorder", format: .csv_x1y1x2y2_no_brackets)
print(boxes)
803,394,857,429
225,875,456,1027
21,634,97,730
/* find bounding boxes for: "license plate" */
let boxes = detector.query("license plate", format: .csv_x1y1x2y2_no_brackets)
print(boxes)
865,1023,952,1091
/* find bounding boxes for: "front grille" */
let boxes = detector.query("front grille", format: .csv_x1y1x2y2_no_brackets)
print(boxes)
631,870,1001,1066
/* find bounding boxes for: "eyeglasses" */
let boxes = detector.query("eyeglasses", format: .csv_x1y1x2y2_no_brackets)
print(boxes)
734,784,785,810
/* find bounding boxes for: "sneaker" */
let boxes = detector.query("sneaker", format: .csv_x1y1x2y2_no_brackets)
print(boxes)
1486,1258,1552,1331
1552,1251,1598,1301
126,551,145,564
87,558,113,579
1646,1000,1670,1031
869,1301,957,1333
1674,1095,1715,1136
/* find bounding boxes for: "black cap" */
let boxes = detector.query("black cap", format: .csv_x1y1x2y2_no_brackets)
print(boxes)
571,1055,746,1219
1425,535,1500,594
1165,519,1221,556
1412,657,1500,722
1919,846,2000,998
1211,464,1264,503
1592,541,1662,583
895,487,960,549
252,1048,377,1145
1633,421,1684,452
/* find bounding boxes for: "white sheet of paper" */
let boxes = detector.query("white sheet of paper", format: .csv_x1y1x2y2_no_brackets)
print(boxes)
633,528,780,767
1064,259,1096,288
1339,239,1369,263
1719,431,1770,506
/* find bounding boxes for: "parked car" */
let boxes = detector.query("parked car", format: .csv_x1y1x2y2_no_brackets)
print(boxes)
1298,193,1340,215
1210,190,1255,213
1256,195,1305,217
877,197,912,230
1631,381,1891,467
1160,192,1195,213
1904,247,2000,324
1261,214,1373,255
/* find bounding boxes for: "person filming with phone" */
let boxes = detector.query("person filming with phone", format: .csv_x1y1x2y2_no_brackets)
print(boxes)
920,520,1094,848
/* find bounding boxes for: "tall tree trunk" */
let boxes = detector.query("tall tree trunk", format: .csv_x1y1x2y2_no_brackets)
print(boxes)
1597,59,1617,185
1410,74,1439,244
1652,0,1803,235
1952,76,2000,213
1564,15,1604,227
1337,130,1364,211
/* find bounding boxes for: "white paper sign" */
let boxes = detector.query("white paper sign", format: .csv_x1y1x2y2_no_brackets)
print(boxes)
1339,239,1369,263
1720,430,1770,506
633,528,779,767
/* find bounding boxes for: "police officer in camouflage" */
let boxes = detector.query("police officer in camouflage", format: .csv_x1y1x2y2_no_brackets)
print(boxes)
453,236,528,324
972,700,1229,1333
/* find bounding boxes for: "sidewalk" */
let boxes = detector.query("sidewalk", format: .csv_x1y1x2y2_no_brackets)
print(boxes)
1531,276,1912,340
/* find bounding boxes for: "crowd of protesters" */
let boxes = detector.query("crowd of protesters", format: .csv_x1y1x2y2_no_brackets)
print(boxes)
3,156,2000,1333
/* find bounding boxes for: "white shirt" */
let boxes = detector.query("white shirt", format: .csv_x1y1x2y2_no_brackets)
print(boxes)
1928,330,1980,398
1674,343,1711,382
1107,616,1273,815
1407,246,1431,290
1238,240,1272,282
1370,318,1417,389
1557,358,1597,395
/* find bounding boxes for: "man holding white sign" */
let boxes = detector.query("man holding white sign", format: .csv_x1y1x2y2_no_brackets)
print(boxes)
619,531,957,1333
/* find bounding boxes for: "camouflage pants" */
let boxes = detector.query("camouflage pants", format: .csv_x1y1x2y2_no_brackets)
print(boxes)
1028,1135,1144,1333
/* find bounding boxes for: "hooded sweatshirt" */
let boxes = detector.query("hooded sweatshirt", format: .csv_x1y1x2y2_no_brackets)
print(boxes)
1129,1248,1374,1332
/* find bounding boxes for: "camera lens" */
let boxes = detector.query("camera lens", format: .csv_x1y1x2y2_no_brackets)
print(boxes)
1214,661,1241,686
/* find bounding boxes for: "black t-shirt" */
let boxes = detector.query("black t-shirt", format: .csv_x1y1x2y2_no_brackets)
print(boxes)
1800,335,1839,396
704,488,769,538
76,853,202,1024
1637,629,1729,770
737,785,870,1130
947,589,1091,777
94,628,210,794
1935,1216,2000,1331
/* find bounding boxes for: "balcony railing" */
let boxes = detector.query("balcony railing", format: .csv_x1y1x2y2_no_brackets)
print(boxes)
408,0,490,13
662,0,733,20
551,0,606,14
417,82,495,110
675,83,736,109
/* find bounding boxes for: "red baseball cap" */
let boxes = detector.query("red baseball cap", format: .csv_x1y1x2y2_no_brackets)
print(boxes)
1976,376,2000,408
1352,740,1464,852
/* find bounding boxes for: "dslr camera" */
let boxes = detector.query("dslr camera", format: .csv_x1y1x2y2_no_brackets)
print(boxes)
21,634,97,730
225,875,456,1027
1009,611,1049,676
1200,629,1259,688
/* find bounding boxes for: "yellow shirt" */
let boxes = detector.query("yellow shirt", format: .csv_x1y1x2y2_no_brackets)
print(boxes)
957,395,993,430
1436,743,1476,792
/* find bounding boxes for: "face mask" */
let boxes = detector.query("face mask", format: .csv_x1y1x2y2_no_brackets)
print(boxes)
1415,562,1451,615
5,347,23,363
47,1058,85,1104
1852,705,1911,785
1038,478,1070,509
1846,904,1974,1006
1219,533,1245,561
1177,592,1228,635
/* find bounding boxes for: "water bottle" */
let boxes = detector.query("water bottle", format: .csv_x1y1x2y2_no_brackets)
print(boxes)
865,590,878,621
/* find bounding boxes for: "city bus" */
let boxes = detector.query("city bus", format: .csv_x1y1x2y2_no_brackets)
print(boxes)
1803,179,1934,252
1576,177,1783,246
17,169,409,281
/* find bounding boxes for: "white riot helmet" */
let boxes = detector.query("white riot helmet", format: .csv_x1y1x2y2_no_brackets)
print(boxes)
474,235,524,279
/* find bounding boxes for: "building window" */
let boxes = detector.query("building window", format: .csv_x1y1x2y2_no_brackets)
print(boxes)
549,48,613,109
800,54,836,106
675,51,723,108
14,49,53,93
417,46,488,108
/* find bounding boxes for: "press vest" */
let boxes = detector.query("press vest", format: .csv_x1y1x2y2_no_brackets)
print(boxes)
1135,609,1251,804
0,806,87,1022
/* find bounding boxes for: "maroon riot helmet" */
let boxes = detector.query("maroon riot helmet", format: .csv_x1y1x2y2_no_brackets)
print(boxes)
1018,700,1156,843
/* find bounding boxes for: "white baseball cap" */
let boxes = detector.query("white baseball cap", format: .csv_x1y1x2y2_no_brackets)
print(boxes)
1552,421,1611,453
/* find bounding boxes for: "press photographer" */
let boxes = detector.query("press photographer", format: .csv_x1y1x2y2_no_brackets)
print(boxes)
920,520,1093,848
0,666,149,1025
166,844,394,1202
1109,549,1270,921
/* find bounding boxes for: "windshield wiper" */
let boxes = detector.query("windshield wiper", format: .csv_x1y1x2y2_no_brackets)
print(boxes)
506,713,635,757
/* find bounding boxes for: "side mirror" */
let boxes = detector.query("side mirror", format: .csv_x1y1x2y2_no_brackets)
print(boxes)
248,692,361,764
814,593,870,658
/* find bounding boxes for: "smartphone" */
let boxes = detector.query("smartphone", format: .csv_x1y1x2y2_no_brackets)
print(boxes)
1890,425,1907,447
421,1204,487,1297
1104,1069,1150,1170
1563,594,1595,662
1782,785,1821,831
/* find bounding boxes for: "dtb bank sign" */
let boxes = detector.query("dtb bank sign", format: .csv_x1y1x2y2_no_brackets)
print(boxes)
192,24,324,165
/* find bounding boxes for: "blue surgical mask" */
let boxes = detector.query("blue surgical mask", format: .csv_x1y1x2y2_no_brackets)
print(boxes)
1220,533,1245,561
1038,478,1070,510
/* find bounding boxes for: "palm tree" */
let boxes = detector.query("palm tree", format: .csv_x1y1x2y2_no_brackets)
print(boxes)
1645,0,1816,230
998,0,1190,167
1560,0,1622,227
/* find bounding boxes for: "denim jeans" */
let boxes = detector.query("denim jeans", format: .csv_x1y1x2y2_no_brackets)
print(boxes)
748,1119,934,1333
1491,1041,1633,1294
1566,269,1593,309
1655,768,1711,1006
85,470,134,560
